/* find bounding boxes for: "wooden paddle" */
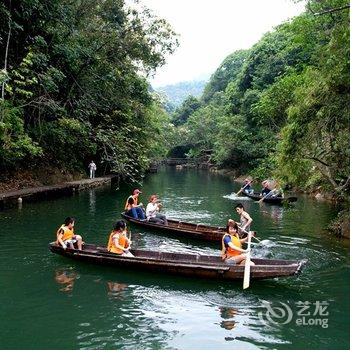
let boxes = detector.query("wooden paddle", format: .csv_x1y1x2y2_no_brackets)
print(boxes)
243,231,252,289
238,226,259,242
128,229,132,246
258,190,275,203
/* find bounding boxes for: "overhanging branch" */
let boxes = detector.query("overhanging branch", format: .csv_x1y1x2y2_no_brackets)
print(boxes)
313,4,350,16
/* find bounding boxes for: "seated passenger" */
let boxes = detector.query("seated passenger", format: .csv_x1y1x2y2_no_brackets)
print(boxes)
227,218,245,238
125,197,138,218
221,220,255,266
107,220,134,257
146,194,168,225
242,178,254,194
261,180,271,197
124,189,145,220
56,217,83,250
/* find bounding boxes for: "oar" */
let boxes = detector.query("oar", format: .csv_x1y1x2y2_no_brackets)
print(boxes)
252,235,261,243
128,229,132,245
239,227,271,249
243,231,252,289
258,190,274,203
258,188,281,203
258,196,266,204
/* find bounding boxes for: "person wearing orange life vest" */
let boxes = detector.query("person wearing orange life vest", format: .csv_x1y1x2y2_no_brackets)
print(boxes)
221,220,255,265
124,189,145,220
107,220,134,257
56,217,83,250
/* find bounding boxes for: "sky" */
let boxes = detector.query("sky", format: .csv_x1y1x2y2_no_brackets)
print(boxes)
139,0,306,87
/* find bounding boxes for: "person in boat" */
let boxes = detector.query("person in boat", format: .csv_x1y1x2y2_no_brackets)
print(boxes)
56,217,83,250
221,220,255,265
235,178,253,195
261,180,271,197
107,220,134,257
234,203,253,233
241,178,254,194
124,188,145,220
125,197,140,219
146,194,168,225
227,218,243,238
259,180,284,202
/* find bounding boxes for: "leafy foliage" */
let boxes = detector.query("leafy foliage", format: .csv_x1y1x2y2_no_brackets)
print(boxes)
202,50,249,103
171,0,350,200
0,101,42,165
0,0,178,179
172,96,201,126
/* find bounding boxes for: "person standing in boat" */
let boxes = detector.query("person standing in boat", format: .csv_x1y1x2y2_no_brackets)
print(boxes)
124,189,145,220
222,220,254,265
146,194,168,225
107,220,134,257
234,203,253,234
56,217,83,250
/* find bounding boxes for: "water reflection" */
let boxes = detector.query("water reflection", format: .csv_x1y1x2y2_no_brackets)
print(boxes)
260,206,284,223
55,269,78,293
107,281,128,298
219,306,238,330
89,189,96,213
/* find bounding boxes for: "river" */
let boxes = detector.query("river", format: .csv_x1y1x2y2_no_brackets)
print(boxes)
1,167,349,349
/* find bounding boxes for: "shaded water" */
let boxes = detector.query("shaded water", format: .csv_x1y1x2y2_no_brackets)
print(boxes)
0,167,349,349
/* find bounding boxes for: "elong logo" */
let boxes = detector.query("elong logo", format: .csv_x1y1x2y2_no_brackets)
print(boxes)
258,300,329,329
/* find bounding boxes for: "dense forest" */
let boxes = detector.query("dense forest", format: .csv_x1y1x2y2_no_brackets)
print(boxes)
170,0,350,235
0,0,178,184
1,0,349,235
156,79,207,112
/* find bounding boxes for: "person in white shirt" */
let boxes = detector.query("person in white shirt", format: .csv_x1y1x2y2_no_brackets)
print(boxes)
146,194,168,225
88,161,97,179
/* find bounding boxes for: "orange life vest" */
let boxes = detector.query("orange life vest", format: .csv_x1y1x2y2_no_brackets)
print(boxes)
125,202,133,211
56,225,74,243
107,230,129,254
221,234,242,259
124,195,138,210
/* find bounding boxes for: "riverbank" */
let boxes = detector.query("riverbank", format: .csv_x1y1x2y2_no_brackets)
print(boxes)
0,165,87,193
0,176,116,210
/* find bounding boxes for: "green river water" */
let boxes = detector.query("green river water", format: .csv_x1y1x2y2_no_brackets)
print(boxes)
1,167,349,349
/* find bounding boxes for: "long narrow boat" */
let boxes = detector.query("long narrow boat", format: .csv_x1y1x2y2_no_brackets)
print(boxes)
121,212,227,242
49,242,307,281
242,191,297,204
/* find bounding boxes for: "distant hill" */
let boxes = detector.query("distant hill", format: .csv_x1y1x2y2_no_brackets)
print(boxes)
156,80,208,108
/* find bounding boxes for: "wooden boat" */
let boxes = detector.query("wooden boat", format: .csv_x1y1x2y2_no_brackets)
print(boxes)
241,191,297,204
121,212,227,242
49,242,307,281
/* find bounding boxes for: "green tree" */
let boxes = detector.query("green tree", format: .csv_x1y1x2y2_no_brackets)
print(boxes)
172,95,201,126
0,0,178,178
